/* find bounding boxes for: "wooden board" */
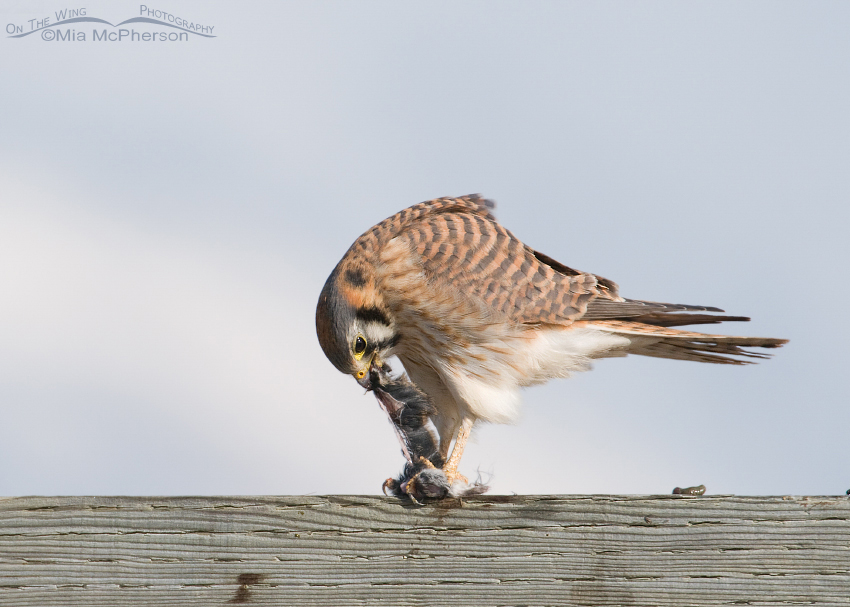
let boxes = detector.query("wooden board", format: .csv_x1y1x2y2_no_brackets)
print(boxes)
1,495,848,605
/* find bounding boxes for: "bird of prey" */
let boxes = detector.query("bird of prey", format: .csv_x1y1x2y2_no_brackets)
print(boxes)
316,194,786,490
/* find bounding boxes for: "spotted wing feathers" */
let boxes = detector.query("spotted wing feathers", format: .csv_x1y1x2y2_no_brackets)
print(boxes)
398,208,602,324
351,195,786,360
383,196,739,328
351,194,497,258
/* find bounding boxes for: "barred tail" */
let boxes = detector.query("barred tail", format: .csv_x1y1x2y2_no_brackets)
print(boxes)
580,320,788,365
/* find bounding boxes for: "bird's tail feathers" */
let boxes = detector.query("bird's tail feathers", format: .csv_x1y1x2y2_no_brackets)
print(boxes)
580,320,787,365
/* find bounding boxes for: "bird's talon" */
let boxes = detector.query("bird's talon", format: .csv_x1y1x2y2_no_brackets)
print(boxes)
400,473,423,504
401,475,418,496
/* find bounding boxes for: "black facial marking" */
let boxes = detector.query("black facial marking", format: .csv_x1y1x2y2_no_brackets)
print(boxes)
355,306,391,327
372,333,401,352
344,268,367,287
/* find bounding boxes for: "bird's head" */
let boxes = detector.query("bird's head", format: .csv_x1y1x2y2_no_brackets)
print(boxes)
316,262,398,390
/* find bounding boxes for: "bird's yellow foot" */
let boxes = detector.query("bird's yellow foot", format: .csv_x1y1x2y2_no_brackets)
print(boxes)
400,456,438,502
381,458,433,499
441,465,468,486
383,457,452,503
441,417,473,486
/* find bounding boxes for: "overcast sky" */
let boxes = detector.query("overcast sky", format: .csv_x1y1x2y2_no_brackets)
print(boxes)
1,1,848,497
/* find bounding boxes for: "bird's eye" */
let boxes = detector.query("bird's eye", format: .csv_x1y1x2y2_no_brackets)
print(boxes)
353,335,367,359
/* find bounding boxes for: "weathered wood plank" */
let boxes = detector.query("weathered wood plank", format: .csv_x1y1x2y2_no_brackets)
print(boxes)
0,495,848,606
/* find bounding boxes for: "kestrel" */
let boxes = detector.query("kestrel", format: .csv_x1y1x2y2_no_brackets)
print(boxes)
316,194,786,490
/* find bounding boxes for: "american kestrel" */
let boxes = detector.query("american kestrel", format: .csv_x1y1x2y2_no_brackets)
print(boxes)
316,194,787,491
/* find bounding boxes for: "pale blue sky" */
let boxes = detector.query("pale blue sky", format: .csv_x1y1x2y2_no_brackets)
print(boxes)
1,1,847,496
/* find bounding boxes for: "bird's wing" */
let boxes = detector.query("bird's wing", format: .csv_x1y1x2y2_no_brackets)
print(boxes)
380,195,748,328
392,204,610,325
369,195,786,366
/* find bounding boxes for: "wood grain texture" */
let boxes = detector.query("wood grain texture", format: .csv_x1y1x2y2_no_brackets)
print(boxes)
1,495,848,606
